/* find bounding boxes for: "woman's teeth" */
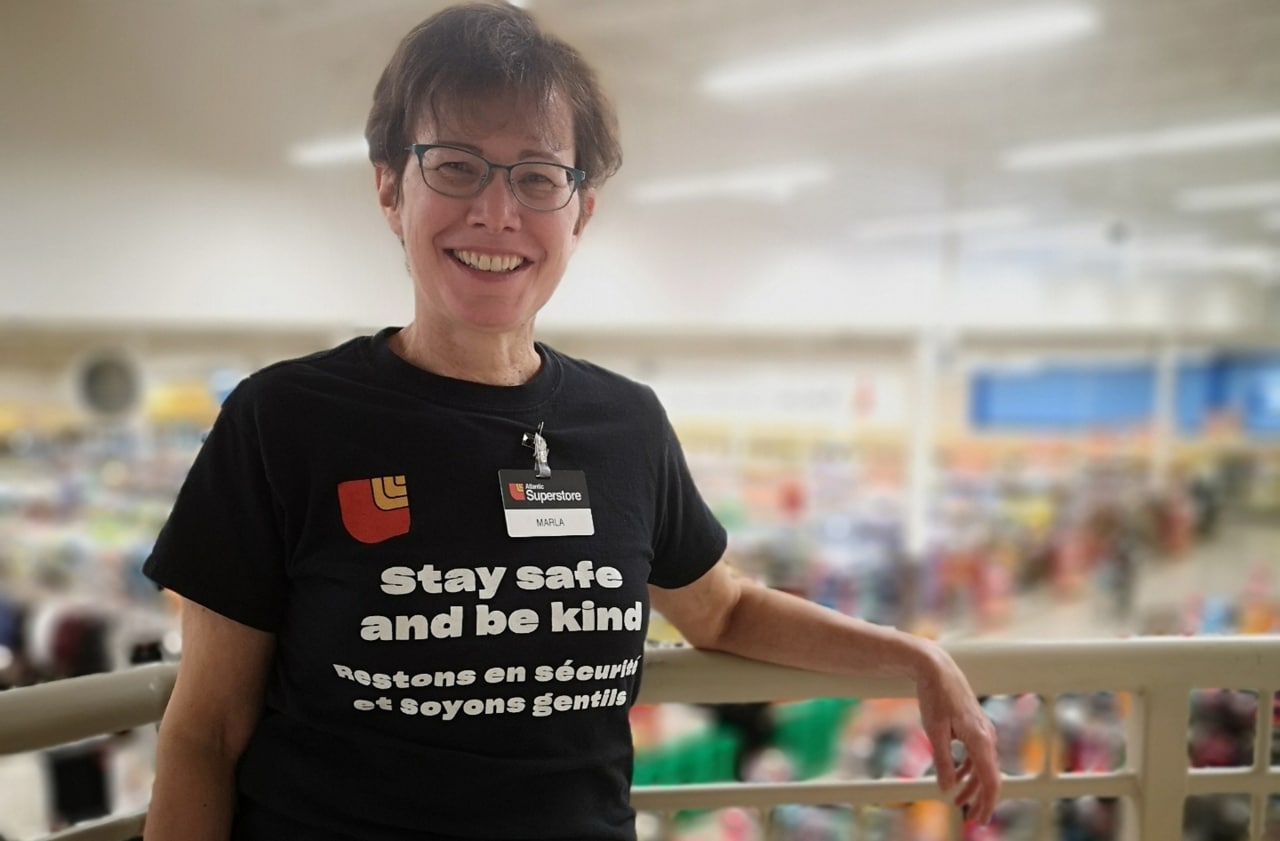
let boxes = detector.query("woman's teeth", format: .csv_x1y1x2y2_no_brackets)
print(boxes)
452,250,525,272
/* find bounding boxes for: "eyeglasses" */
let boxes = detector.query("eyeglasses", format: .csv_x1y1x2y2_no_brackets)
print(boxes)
403,143,586,212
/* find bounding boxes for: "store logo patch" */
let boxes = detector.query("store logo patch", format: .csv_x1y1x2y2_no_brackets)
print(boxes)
337,475,410,544
508,482,526,501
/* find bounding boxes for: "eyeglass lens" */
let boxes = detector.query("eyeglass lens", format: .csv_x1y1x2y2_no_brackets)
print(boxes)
418,147,577,211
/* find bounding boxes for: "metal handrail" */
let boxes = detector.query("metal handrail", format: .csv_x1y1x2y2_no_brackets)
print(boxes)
2,637,1278,841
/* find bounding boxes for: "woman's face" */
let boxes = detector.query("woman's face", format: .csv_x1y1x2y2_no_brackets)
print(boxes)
377,93,594,340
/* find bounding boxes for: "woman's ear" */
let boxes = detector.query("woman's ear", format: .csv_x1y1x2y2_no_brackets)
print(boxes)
573,189,596,237
375,164,404,239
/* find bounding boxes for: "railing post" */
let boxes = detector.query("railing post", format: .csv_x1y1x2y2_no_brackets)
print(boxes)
1119,796,1141,841
1131,683,1189,841
1037,694,1059,841
1251,686,1276,841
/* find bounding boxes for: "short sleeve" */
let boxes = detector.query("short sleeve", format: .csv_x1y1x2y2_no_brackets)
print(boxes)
647,410,727,589
143,382,288,631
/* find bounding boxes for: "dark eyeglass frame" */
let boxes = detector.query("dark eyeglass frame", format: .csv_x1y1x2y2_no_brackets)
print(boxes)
403,143,587,212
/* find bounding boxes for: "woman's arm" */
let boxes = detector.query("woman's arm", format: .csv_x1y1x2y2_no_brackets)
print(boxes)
143,599,275,841
650,561,1001,824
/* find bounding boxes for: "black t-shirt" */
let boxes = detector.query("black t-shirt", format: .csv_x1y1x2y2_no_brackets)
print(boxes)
144,328,726,841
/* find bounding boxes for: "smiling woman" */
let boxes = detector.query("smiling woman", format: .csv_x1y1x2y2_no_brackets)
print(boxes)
137,4,1000,841
373,86,599,368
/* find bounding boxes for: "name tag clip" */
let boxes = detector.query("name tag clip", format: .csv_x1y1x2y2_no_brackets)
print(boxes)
522,421,551,479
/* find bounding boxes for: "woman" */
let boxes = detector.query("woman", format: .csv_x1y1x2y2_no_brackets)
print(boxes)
142,4,1000,839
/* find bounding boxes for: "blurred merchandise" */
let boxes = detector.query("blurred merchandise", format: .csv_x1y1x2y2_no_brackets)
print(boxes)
0,420,184,837
1188,689,1259,769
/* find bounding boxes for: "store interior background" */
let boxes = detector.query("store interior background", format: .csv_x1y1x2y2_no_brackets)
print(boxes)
2,0,1279,839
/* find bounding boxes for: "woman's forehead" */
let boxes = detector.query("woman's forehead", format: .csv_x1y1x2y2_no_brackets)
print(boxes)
416,90,573,152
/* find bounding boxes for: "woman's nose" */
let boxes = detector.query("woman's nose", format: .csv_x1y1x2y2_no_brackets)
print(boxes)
466,170,522,231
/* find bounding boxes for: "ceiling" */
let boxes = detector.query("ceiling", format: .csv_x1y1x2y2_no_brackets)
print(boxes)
6,0,1280,305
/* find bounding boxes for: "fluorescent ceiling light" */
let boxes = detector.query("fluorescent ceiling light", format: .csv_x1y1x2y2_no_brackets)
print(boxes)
701,4,1096,98
851,207,1031,242
629,162,830,204
1134,243,1279,276
288,136,369,167
1175,181,1280,212
1004,115,1280,170
964,219,1115,254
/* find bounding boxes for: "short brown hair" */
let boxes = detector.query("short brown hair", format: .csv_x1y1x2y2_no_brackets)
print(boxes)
365,2,622,192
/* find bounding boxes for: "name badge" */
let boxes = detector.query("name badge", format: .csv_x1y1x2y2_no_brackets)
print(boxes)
498,469,594,537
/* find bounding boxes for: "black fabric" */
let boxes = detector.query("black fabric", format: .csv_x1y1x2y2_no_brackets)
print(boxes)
144,328,726,841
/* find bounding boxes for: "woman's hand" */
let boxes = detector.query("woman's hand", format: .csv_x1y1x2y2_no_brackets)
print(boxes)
914,643,1002,825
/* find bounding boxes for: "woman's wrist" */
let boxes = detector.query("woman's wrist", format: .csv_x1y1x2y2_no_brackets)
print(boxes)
900,633,945,683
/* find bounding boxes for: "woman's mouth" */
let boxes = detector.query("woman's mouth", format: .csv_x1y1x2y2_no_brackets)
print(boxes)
450,250,526,273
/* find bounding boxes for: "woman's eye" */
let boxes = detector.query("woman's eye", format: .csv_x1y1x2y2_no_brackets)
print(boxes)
439,160,480,176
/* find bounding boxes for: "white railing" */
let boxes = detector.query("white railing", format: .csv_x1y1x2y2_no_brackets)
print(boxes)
1,637,1278,841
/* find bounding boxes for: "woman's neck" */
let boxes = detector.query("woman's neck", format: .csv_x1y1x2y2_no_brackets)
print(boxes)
389,322,542,386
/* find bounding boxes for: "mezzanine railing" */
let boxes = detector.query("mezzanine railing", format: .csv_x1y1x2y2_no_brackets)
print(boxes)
1,637,1278,841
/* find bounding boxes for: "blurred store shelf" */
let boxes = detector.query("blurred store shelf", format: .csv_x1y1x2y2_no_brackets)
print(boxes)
968,520,1279,642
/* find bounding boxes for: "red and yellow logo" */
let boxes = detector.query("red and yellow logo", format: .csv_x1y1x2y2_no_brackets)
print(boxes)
508,482,525,501
337,475,409,544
